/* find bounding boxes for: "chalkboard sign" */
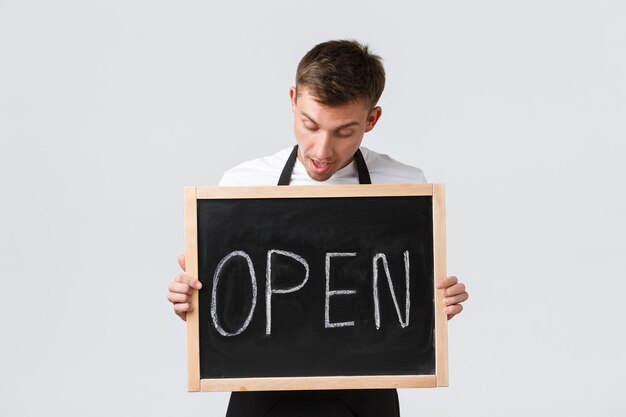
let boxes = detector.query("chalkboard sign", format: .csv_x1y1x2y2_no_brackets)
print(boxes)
184,184,448,392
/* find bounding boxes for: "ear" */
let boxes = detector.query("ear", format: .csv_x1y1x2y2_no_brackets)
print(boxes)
364,106,382,132
289,86,297,112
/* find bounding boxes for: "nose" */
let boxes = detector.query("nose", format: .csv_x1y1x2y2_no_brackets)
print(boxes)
313,131,333,160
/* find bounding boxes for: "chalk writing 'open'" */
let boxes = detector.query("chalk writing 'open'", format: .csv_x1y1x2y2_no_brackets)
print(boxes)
210,250,411,337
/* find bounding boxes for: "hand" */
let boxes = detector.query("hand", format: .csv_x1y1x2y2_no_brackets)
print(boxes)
437,275,469,321
167,255,202,321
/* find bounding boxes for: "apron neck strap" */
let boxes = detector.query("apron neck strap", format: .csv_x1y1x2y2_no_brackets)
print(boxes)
277,145,371,186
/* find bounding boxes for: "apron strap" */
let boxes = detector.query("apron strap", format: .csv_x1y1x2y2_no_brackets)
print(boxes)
277,145,299,186
277,145,371,185
354,148,371,184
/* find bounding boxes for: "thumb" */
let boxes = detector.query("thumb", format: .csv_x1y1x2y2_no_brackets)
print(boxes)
178,255,186,272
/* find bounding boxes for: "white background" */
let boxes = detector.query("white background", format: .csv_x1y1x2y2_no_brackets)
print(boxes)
1,1,625,416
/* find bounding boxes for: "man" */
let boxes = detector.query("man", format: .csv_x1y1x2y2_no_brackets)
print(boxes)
167,40,469,417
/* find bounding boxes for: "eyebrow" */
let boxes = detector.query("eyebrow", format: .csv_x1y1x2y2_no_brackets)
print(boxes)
301,112,360,131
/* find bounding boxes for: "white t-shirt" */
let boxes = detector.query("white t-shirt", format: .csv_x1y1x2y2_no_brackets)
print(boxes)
218,146,427,186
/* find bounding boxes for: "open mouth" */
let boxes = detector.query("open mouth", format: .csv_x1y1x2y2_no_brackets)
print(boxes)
310,158,332,174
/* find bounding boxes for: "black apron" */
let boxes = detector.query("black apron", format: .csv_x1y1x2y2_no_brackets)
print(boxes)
225,145,400,417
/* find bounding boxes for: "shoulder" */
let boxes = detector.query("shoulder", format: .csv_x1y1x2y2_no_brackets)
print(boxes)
218,147,293,186
361,147,427,184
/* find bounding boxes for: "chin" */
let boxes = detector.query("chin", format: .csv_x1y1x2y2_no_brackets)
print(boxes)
305,168,335,182
307,172,333,182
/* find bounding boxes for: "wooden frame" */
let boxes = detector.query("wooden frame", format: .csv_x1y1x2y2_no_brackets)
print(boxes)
184,184,448,392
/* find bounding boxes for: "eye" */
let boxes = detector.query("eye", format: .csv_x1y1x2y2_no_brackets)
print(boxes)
303,121,318,132
336,130,354,138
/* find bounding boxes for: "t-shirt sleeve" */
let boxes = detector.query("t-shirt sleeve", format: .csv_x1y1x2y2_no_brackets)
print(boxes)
217,171,236,187
414,167,427,183
217,157,281,187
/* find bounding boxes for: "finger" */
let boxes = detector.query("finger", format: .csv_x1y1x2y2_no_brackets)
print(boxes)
444,292,469,306
178,255,186,272
167,291,192,304
437,275,458,289
174,302,193,315
174,304,192,321
445,282,466,297
445,303,463,317
168,280,193,296
174,274,202,290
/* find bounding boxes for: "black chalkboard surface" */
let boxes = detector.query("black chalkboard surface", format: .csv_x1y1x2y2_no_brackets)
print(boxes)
184,184,448,392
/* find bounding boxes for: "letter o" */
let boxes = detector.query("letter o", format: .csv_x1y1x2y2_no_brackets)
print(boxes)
211,250,257,337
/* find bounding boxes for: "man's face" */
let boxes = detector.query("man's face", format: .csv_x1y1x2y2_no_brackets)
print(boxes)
290,87,382,182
